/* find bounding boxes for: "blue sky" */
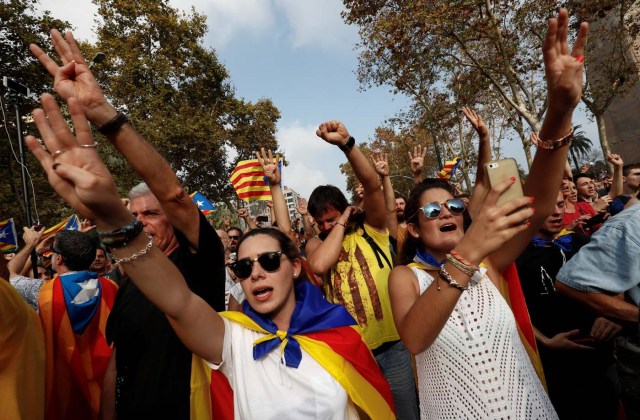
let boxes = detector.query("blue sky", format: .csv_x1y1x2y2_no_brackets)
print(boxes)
36,0,599,198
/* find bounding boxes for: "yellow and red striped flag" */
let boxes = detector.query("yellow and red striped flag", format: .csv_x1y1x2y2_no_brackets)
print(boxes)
437,157,461,182
230,159,277,202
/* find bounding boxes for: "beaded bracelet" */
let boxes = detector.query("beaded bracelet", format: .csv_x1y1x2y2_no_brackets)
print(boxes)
446,254,475,277
113,234,153,265
98,218,143,248
438,266,469,291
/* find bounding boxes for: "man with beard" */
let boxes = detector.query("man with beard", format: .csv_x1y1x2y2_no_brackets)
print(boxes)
226,226,242,254
515,190,621,419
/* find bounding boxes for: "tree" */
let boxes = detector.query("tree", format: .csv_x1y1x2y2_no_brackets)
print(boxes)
340,123,437,201
343,0,565,170
90,0,280,202
568,124,593,171
573,1,639,163
0,0,72,229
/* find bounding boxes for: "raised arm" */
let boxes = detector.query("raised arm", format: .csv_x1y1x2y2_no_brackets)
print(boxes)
372,152,398,239
461,107,491,219
30,30,202,248
607,153,624,199
409,146,427,185
490,9,588,273
7,226,43,279
256,148,293,239
25,94,224,364
296,199,318,241
316,121,386,231
237,207,257,231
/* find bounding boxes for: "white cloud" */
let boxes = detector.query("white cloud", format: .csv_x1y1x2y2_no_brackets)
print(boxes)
192,0,277,48
36,0,99,42
274,0,357,50
276,121,347,198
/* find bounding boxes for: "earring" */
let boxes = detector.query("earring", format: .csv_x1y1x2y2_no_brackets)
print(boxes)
294,272,299,278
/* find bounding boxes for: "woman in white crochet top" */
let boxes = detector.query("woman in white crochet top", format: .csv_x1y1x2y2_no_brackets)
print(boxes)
389,9,588,419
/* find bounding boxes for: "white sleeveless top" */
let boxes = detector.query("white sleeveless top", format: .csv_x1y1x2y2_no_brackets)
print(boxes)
411,267,557,419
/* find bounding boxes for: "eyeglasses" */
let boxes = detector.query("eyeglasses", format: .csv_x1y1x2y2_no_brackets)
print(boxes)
229,251,283,280
419,199,466,219
228,235,240,240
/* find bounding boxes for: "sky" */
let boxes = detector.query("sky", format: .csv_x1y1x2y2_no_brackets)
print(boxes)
35,0,599,199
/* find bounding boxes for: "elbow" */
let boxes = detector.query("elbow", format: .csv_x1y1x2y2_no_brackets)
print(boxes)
305,257,327,278
161,186,190,206
399,324,434,355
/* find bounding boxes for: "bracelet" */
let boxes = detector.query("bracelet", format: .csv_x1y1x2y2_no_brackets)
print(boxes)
98,218,143,248
446,251,479,276
98,111,129,136
438,266,469,291
335,222,347,227
534,128,573,150
113,234,153,265
338,136,355,153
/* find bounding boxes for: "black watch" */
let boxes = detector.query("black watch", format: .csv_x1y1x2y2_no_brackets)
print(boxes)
339,136,355,152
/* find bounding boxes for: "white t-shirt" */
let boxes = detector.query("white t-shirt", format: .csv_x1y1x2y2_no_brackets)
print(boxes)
206,318,359,419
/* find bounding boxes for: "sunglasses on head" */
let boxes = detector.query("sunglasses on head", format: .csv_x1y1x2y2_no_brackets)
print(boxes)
229,251,283,280
419,199,466,219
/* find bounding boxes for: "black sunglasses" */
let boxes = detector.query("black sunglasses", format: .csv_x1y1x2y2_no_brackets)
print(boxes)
229,235,240,240
419,199,466,219
230,251,283,280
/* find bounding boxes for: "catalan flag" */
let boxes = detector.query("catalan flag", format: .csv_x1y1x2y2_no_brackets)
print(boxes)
230,159,282,202
42,214,80,240
39,274,118,419
190,281,395,419
190,191,216,215
0,218,18,252
437,157,461,182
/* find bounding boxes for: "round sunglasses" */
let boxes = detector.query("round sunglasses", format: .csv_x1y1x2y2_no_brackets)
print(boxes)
419,198,466,219
229,251,283,280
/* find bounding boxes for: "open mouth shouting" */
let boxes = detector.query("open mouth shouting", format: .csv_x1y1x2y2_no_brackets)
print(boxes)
440,223,457,233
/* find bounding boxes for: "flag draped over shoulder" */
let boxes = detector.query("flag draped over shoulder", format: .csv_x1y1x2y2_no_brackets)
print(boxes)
190,191,216,215
0,218,18,252
437,157,461,182
230,159,282,202
39,274,118,419
498,263,547,388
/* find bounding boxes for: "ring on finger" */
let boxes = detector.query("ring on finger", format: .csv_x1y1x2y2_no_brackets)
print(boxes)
51,148,67,159
79,142,98,148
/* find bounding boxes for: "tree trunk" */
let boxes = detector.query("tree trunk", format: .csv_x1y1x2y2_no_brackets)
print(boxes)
569,148,580,173
594,113,612,171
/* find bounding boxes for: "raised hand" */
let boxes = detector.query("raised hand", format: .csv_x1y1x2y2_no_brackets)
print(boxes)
237,207,249,219
456,177,534,265
29,30,114,123
22,226,43,247
296,198,309,216
372,152,390,177
461,107,489,138
580,163,590,173
408,145,427,175
265,200,274,209
25,94,131,231
256,147,281,186
316,120,350,147
542,8,588,113
593,195,612,212
78,218,96,233
607,153,623,168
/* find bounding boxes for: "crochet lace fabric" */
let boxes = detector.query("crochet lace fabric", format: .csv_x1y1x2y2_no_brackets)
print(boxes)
411,267,557,419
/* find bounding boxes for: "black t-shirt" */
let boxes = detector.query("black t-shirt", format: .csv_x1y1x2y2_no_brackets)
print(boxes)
515,232,591,336
106,212,225,419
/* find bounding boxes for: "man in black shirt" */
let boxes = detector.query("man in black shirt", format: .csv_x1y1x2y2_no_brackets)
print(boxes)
516,190,621,419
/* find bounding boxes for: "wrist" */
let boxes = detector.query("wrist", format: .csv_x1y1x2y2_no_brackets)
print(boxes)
86,101,118,127
95,209,135,233
452,242,484,267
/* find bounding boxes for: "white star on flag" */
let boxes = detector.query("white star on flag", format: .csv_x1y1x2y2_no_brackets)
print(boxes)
196,200,204,207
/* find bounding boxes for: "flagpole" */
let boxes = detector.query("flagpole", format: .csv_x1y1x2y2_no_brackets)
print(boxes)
5,77,38,276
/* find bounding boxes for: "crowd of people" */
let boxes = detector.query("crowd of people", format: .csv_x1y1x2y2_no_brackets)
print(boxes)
2,8,640,420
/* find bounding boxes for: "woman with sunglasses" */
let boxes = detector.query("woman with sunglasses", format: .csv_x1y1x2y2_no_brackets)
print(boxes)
388,9,587,419
25,92,394,418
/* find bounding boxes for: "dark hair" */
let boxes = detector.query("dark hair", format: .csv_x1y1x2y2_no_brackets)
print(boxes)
236,228,309,283
400,178,454,264
574,173,593,184
623,163,640,177
53,230,97,271
308,185,349,218
226,226,242,235
394,193,407,202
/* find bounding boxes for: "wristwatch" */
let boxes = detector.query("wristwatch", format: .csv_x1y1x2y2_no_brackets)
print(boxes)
339,136,355,152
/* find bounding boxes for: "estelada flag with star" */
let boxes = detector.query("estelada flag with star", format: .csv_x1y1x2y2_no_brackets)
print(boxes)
190,191,216,215
41,215,80,241
0,218,19,253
